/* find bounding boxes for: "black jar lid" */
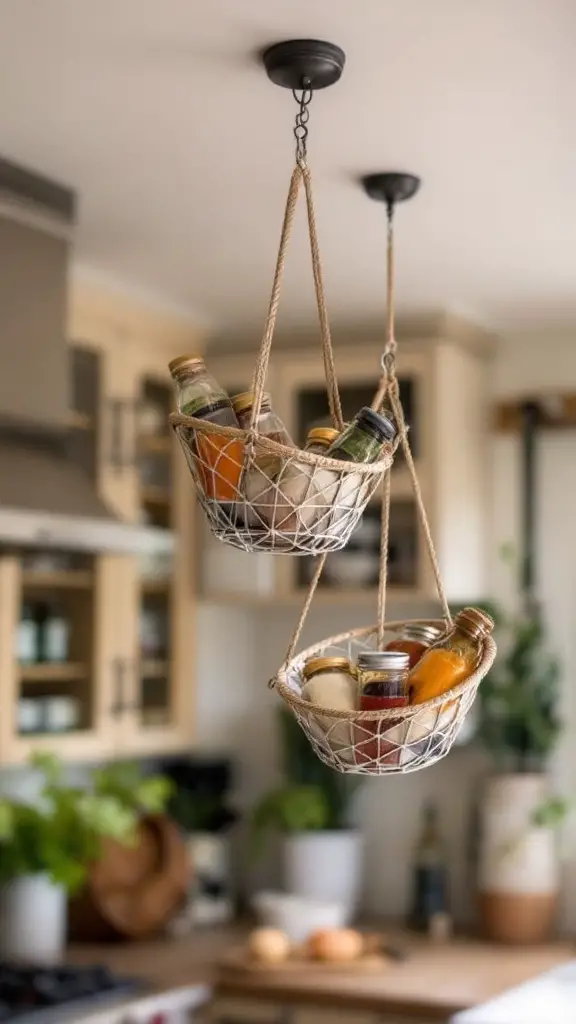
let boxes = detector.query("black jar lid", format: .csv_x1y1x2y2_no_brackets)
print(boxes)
356,407,397,443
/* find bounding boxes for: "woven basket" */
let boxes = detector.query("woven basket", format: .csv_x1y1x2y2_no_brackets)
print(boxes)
170,417,393,554
275,621,497,775
171,161,398,554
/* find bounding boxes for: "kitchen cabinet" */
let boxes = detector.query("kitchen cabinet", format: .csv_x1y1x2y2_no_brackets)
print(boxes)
0,283,201,764
199,317,493,607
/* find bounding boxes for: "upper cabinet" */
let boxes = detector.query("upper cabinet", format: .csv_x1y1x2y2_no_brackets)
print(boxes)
0,283,202,765
198,321,493,607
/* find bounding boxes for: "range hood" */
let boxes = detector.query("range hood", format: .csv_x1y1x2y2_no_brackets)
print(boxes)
0,157,173,556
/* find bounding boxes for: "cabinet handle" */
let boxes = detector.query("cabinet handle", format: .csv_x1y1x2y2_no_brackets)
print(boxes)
107,399,140,471
109,658,141,716
110,657,127,717
108,399,124,474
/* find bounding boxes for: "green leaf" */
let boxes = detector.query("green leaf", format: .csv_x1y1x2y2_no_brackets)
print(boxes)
531,797,570,830
0,755,172,892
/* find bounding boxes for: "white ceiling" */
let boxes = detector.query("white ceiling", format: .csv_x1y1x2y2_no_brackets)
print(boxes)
0,0,574,336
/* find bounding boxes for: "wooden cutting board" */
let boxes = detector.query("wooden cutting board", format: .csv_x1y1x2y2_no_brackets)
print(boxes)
219,944,393,976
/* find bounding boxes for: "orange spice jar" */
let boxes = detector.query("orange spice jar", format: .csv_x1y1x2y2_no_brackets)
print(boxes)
408,608,494,705
169,355,244,502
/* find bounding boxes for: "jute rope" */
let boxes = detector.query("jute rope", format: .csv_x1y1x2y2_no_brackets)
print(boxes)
271,193,454,680
248,161,344,436
170,412,392,475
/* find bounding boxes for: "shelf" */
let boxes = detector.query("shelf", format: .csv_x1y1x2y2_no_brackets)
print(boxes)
141,578,171,595
67,410,94,431
22,570,94,591
141,485,171,507
140,658,169,678
200,585,430,607
138,434,172,455
19,662,88,682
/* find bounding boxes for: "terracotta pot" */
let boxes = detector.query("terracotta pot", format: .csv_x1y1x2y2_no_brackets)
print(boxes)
477,774,558,943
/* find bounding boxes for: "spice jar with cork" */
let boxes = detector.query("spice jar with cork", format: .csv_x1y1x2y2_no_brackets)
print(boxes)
170,355,243,503
409,607,494,705
355,651,410,767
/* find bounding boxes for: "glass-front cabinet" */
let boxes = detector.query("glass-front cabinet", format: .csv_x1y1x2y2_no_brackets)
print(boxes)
0,320,197,764
117,353,195,755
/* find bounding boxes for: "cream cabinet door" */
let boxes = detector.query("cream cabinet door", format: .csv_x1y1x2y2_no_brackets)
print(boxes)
116,348,196,755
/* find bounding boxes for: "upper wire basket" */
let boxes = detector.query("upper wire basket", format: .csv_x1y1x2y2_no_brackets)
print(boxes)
171,163,395,555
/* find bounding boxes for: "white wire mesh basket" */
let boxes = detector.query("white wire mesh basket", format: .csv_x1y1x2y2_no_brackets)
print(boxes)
170,418,393,554
274,621,497,775
171,161,397,554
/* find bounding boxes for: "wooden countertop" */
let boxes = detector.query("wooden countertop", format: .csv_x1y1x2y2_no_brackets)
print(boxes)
67,926,574,1020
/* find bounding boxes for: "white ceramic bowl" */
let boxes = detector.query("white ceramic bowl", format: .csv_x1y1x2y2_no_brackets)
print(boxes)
252,891,347,944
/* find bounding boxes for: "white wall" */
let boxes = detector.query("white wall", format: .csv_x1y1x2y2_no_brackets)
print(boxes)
195,335,576,929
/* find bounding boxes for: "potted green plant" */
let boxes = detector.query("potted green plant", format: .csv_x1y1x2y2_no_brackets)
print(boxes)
472,575,566,943
251,710,363,918
0,753,172,963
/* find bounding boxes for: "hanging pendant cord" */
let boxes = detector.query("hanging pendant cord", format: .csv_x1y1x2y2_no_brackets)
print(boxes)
374,201,396,646
249,82,343,437
373,200,452,640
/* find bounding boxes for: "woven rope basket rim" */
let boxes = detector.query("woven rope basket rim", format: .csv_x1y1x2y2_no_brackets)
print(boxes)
170,412,394,476
275,619,497,722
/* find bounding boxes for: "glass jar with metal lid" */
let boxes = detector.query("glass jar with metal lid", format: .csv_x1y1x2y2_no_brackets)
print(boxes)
385,624,445,670
304,427,341,454
326,407,397,464
301,655,357,711
356,650,410,767
231,391,294,446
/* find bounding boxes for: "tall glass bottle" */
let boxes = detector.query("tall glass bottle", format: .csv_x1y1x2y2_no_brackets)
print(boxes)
409,801,448,933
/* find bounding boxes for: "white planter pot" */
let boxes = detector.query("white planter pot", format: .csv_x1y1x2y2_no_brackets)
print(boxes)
478,774,559,943
283,831,362,920
0,875,67,963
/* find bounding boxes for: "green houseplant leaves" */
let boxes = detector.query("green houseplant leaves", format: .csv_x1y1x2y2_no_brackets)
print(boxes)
0,754,173,893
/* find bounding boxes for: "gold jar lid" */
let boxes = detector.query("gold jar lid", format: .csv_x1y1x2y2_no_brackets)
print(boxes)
305,427,341,448
168,354,204,378
231,391,271,415
454,607,495,639
303,656,352,680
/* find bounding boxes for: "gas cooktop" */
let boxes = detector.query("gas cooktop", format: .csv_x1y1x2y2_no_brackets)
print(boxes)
0,963,140,1022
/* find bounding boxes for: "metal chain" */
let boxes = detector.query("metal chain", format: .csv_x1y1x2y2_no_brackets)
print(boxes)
293,80,313,164
380,201,397,376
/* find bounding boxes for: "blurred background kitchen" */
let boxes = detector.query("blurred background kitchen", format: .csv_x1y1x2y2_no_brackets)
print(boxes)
0,1,575,1022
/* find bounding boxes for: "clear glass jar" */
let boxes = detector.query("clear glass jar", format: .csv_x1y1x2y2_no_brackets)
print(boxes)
302,656,357,711
169,355,244,504
409,607,494,705
326,407,396,464
385,624,445,670
302,656,357,762
356,650,410,767
169,356,238,427
231,392,294,447
304,427,341,454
